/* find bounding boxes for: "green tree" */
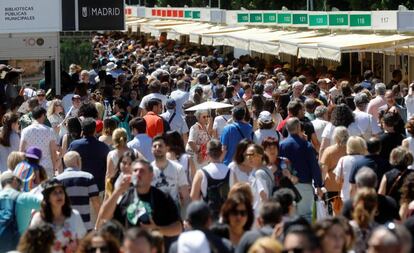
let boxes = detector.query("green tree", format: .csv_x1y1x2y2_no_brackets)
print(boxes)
60,37,92,72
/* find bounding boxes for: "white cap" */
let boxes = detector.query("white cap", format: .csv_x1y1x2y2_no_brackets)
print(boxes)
258,111,273,123
178,230,210,253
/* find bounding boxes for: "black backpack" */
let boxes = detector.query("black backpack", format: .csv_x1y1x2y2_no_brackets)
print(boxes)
201,169,230,220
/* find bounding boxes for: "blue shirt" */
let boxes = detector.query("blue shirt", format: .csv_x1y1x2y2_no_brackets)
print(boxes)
127,133,155,162
279,134,323,187
68,136,110,192
221,121,253,165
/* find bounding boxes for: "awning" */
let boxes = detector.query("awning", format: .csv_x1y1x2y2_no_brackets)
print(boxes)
141,20,193,37
248,31,321,56
217,28,274,50
189,26,227,44
279,34,336,56
317,34,414,61
166,23,213,40
199,27,248,46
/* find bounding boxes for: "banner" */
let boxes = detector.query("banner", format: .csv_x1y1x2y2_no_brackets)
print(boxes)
0,0,60,33
78,0,124,30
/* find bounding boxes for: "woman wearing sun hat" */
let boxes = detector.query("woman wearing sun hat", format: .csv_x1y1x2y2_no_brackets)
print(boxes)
253,111,282,145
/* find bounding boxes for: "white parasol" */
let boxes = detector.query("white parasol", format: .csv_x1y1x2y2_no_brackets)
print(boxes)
185,101,234,111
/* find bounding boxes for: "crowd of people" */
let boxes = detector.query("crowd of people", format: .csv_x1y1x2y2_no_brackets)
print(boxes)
1,33,414,253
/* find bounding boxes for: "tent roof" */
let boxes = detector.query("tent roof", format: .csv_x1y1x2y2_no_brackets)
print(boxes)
167,23,213,40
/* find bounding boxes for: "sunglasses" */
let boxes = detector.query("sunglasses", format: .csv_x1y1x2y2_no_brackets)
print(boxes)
230,209,247,217
86,246,109,253
37,94,45,97
202,115,210,119
282,248,304,253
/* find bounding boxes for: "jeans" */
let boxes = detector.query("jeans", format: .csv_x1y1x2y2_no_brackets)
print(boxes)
296,183,314,223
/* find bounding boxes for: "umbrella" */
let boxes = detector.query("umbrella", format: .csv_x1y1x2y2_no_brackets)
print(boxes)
185,101,234,111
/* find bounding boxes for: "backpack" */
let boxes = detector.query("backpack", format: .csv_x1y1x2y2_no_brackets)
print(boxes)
0,190,20,252
201,169,230,221
113,114,132,141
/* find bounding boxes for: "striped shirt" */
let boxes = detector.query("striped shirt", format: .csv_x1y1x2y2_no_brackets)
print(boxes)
55,167,99,230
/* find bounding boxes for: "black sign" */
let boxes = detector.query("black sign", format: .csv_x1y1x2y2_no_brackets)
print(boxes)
78,0,124,31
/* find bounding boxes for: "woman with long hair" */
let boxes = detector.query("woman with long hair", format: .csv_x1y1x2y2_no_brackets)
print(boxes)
220,193,254,246
399,173,414,220
61,117,82,155
0,112,20,172
350,188,378,253
98,118,117,148
106,128,141,182
228,139,253,187
105,150,136,200
319,104,362,157
313,217,348,253
165,130,196,184
30,179,86,253
244,144,269,216
47,99,65,140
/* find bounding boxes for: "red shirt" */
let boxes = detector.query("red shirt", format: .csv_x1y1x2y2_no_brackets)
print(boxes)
143,112,164,138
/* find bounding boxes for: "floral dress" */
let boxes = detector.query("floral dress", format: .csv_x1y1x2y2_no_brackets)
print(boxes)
30,209,86,253
186,122,211,168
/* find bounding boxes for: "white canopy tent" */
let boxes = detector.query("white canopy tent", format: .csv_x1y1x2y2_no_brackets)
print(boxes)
199,27,248,46
141,20,193,37
189,26,228,43
315,34,414,61
215,28,274,50
166,23,213,40
248,31,321,56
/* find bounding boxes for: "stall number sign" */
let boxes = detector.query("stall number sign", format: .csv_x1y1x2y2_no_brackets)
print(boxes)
329,14,348,26
184,10,192,18
350,14,371,27
263,13,276,23
278,13,291,24
292,14,307,25
309,14,328,26
250,13,262,23
237,13,248,23
192,11,200,19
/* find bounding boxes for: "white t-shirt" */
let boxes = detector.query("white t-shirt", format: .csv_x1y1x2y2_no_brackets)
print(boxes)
30,209,86,253
253,129,280,145
213,114,231,139
249,171,266,216
200,162,229,197
139,93,167,109
151,160,188,202
170,89,190,116
334,154,364,201
20,122,56,176
321,122,362,146
353,110,382,140
312,118,329,143
161,110,189,135
228,162,251,187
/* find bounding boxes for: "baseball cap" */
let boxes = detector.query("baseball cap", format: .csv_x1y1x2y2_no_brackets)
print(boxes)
1,171,17,186
258,111,273,124
177,230,210,253
72,94,81,100
25,146,42,160
166,98,176,109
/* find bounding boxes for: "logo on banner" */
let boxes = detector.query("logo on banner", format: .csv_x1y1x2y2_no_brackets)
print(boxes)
82,7,87,17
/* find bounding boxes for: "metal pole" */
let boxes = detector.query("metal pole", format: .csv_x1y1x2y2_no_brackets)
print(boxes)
56,32,61,95
349,53,352,78
383,52,386,82
409,45,411,83
218,0,220,8
371,52,374,72
360,53,363,77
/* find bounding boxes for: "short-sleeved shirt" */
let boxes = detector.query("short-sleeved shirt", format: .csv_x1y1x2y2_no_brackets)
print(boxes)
151,160,188,203
143,112,164,138
354,110,382,140
68,136,110,192
161,110,189,135
321,122,362,146
55,167,99,230
127,134,155,162
114,186,181,229
213,114,231,139
349,155,391,188
139,93,167,109
221,121,253,165
20,122,56,176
